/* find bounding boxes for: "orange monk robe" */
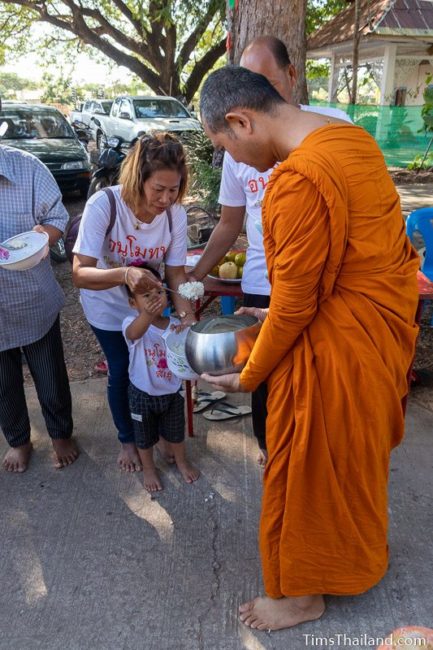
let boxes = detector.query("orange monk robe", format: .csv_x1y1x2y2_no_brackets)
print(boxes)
239,125,420,598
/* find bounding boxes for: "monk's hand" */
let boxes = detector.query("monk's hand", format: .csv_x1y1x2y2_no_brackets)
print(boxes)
171,312,197,333
235,306,268,323
201,372,245,393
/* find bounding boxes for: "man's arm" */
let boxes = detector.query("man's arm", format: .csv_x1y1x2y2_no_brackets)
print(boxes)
190,205,245,281
33,224,63,247
33,159,69,244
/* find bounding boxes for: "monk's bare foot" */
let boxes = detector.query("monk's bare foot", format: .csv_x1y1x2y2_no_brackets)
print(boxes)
117,443,143,472
257,448,268,467
239,595,325,631
143,466,163,493
155,439,175,464
52,438,79,469
177,460,200,484
3,442,33,473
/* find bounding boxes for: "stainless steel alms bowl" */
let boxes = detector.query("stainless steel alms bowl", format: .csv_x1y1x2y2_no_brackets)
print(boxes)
185,314,261,376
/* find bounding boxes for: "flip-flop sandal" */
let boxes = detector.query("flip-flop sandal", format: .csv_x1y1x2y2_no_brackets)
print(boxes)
202,401,252,421
94,359,108,374
193,391,226,413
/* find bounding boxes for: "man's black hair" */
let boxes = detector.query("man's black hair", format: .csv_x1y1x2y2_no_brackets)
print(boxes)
200,65,286,134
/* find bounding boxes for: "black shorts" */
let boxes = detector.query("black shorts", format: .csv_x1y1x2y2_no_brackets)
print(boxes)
128,383,185,449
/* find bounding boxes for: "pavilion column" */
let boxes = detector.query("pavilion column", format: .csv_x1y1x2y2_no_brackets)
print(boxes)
380,43,397,105
328,53,339,102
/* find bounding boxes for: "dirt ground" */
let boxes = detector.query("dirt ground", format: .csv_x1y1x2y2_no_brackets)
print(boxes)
28,171,433,384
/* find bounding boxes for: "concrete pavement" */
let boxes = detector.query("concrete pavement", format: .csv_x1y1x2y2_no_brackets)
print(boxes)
396,183,433,217
0,378,432,650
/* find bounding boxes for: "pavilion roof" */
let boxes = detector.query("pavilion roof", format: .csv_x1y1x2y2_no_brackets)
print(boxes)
308,0,433,51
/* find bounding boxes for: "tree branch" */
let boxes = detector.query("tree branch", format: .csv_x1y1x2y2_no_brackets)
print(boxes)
177,0,223,70
19,0,162,90
77,6,145,58
182,37,226,100
110,0,145,39
0,0,226,99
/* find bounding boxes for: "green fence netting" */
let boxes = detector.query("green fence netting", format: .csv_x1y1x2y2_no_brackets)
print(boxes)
310,102,431,168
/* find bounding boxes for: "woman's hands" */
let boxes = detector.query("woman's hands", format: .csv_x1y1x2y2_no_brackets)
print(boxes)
201,372,246,393
235,306,268,323
125,266,162,294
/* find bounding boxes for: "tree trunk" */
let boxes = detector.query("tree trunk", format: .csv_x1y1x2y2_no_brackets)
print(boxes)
350,0,361,104
228,0,308,104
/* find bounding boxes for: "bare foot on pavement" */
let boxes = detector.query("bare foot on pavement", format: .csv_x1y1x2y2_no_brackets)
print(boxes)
177,460,200,484
239,595,325,631
52,438,79,469
257,449,268,468
155,439,175,464
143,466,163,492
117,443,143,472
3,442,33,473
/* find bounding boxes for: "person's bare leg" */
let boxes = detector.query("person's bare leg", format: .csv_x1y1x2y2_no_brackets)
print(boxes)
257,448,268,468
117,442,143,472
3,442,33,473
137,447,162,492
239,595,325,631
155,438,175,464
168,440,200,484
52,438,79,469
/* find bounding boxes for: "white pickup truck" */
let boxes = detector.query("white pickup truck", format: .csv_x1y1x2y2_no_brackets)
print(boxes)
90,95,202,152
69,99,114,138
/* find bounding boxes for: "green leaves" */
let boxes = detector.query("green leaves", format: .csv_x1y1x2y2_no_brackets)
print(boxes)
306,0,347,35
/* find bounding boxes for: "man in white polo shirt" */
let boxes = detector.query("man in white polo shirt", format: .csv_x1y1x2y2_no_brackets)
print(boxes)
190,36,352,464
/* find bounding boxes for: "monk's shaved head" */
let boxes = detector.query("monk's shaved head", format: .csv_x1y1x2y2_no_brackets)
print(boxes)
241,36,292,69
240,36,297,104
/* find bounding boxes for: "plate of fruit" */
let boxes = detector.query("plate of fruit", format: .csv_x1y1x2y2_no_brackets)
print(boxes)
208,250,246,283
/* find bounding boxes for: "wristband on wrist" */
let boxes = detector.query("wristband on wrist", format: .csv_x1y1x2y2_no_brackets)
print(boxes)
124,267,131,286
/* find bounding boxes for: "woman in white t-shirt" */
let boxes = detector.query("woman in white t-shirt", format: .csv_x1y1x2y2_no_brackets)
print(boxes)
73,133,195,472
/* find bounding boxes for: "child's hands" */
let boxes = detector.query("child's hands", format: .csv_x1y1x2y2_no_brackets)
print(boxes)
140,292,164,316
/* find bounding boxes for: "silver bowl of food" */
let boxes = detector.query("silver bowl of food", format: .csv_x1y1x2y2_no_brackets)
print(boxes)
185,314,261,376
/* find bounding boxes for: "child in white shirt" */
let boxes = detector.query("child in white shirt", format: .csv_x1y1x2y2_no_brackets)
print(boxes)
122,267,200,492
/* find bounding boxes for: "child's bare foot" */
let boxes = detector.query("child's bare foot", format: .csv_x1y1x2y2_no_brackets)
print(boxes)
177,460,200,484
3,442,33,473
239,595,325,631
143,466,163,492
117,443,142,472
52,438,79,469
137,447,162,491
257,448,268,467
155,439,175,464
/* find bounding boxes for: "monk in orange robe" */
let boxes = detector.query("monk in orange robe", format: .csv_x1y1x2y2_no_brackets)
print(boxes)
200,66,419,631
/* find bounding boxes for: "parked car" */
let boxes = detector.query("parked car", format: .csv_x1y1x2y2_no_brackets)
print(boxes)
0,102,92,196
91,95,202,152
70,99,114,140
